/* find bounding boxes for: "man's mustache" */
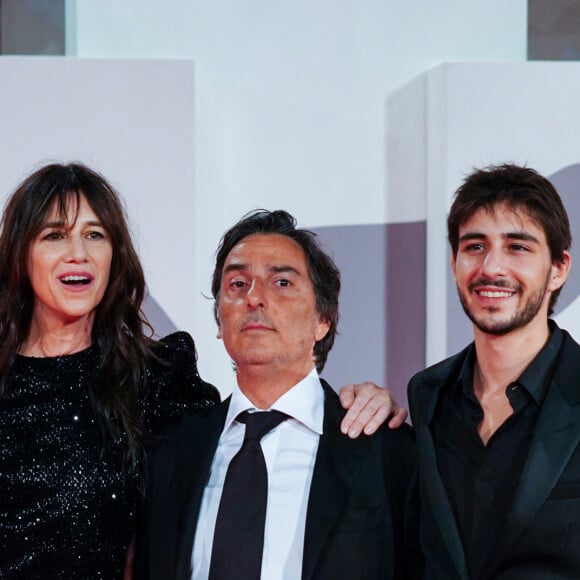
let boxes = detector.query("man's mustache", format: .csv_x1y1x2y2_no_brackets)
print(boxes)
239,312,275,330
467,277,521,292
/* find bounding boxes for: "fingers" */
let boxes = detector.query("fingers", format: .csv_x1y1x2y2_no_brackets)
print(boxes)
387,405,408,429
339,381,396,438
338,383,357,410
339,383,370,437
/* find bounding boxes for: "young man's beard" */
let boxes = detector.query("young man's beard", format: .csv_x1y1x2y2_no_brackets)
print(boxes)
456,271,551,336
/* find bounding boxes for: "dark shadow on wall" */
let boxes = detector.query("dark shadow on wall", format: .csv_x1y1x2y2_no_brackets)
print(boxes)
386,221,426,403
313,225,387,391
313,223,426,408
142,294,178,339
546,164,580,313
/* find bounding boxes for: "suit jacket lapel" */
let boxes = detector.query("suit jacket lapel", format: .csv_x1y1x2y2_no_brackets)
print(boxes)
302,381,376,580
173,399,230,579
414,369,469,580
481,336,580,578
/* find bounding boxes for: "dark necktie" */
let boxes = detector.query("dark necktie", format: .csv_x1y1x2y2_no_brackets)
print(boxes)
208,410,289,580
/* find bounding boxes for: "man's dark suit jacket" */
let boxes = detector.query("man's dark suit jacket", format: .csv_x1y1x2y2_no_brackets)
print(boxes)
408,327,580,580
135,380,419,579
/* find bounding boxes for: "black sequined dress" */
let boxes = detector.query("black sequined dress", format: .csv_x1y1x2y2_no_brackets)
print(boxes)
0,332,219,579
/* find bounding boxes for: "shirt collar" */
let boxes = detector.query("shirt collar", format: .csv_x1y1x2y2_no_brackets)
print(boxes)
457,319,564,405
457,344,477,401
518,319,564,404
224,367,324,435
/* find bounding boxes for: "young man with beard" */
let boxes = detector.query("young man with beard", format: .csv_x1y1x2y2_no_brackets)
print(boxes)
408,164,580,579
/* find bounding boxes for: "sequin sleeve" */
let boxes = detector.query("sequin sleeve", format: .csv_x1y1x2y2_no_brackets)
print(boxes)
142,331,220,433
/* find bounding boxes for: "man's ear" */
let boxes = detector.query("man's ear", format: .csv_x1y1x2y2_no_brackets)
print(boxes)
314,318,331,343
549,250,572,293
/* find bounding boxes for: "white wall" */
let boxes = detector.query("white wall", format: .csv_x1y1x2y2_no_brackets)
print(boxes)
67,0,527,392
0,57,196,338
389,62,580,368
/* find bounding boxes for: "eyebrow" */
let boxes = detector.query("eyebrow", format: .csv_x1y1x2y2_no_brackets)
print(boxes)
223,263,303,276
459,231,540,244
41,219,104,228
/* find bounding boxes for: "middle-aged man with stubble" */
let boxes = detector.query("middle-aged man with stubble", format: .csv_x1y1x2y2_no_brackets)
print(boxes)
135,210,420,579
408,163,580,579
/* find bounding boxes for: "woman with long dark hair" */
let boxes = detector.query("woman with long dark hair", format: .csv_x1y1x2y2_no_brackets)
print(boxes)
0,163,220,578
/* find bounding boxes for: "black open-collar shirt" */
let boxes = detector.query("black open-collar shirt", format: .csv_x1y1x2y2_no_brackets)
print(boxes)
432,321,564,579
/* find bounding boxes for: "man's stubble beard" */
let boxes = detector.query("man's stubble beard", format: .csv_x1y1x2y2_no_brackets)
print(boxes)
456,270,551,336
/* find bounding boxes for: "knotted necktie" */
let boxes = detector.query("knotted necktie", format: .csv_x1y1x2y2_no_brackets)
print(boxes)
208,410,289,580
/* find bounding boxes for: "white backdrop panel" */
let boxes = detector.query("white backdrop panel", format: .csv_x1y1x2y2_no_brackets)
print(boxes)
0,57,195,343
389,62,580,372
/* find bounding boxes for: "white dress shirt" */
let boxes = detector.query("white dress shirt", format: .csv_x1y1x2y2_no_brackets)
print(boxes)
191,367,324,580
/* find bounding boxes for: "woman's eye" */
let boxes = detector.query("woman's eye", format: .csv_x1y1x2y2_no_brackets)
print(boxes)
86,231,105,240
43,231,64,241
